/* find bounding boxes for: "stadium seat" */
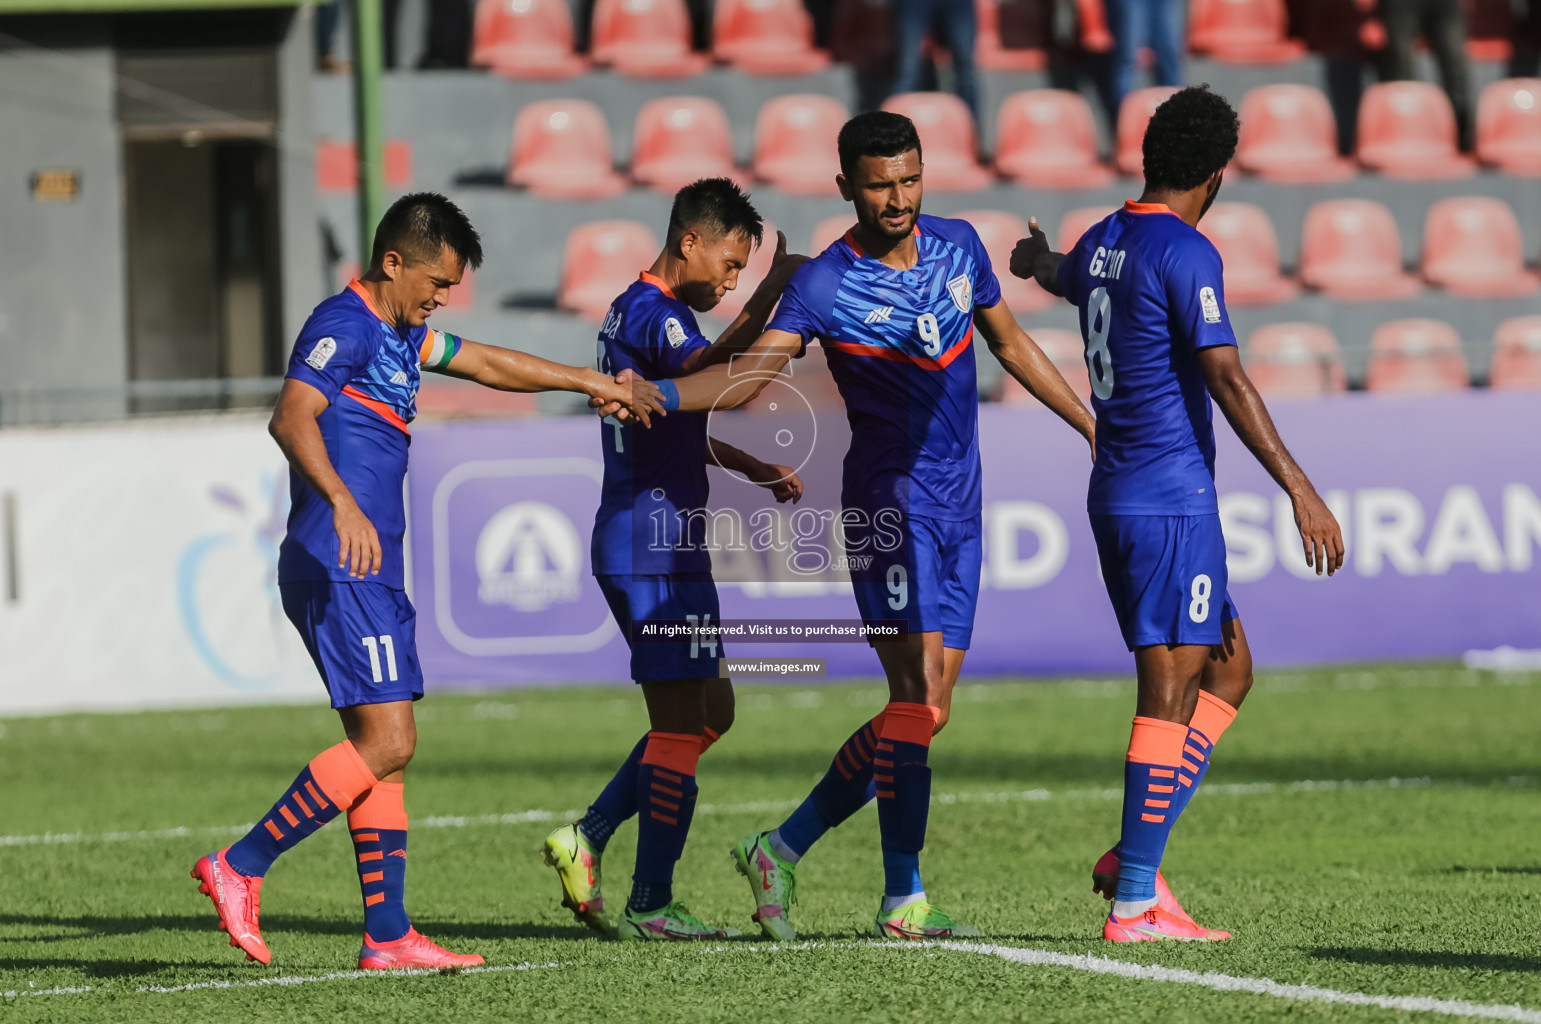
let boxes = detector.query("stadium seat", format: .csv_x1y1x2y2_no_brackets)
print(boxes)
1356,82,1475,179
417,375,539,418
1057,206,1116,252
1467,0,1515,61
881,92,994,191
1421,197,1540,298
1366,319,1469,392
557,220,661,321
1476,79,1541,177
829,0,894,69
1075,0,1114,50
809,215,855,253
1298,199,1419,300
590,0,710,77
956,210,1052,313
316,140,412,193
1198,202,1298,305
469,0,587,78
994,90,1114,189
1490,316,1541,389
996,329,1092,403
753,94,848,195
713,0,830,74
1188,0,1306,63
1243,323,1346,397
1115,86,1180,177
976,0,1048,70
1235,84,1354,183
631,97,737,195
505,100,625,199
709,221,783,321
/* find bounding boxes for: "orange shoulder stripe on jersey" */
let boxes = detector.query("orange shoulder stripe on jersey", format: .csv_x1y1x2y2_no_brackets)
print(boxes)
347,279,391,322
1123,200,1176,216
824,325,973,372
639,271,676,299
341,386,410,435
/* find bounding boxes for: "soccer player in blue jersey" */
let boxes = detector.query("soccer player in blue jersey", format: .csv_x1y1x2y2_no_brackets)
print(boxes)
1011,86,1345,941
714,112,1097,940
541,179,811,941
191,192,663,968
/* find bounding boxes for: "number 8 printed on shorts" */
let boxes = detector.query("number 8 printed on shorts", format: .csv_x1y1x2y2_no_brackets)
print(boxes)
1085,286,1114,400
1188,574,1212,623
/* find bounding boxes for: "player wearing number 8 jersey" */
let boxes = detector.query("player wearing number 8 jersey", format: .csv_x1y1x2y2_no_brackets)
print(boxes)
1012,86,1345,942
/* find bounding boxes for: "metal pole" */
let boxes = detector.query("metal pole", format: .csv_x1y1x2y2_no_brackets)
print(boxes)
351,0,386,267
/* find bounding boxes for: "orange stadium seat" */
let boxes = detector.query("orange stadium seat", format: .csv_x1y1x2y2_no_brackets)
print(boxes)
809,215,854,253
469,0,587,78
590,0,710,77
1075,0,1114,50
1235,84,1354,183
1115,86,1180,177
710,220,783,320
1243,323,1345,397
1476,79,1541,177
1366,319,1469,392
996,328,1092,403
1356,81,1475,179
1298,199,1418,300
713,0,830,74
505,100,626,199
882,92,994,191
1421,197,1540,298
631,97,737,194
1188,0,1306,62
829,0,894,69
956,210,1053,313
976,0,1048,70
1490,316,1541,389
753,94,848,195
557,220,661,321
994,90,1114,189
1057,206,1116,252
1198,202,1298,305
316,140,412,192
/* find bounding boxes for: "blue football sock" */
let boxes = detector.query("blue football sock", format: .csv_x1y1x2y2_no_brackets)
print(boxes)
225,742,376,878
582,734,648,852
876,704,936,900
777,716,882,857
349,782,411,942
1114,717,1191,906
629,733,700,914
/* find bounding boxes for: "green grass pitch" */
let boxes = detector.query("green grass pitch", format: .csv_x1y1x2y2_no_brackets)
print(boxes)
2,665,1539,1023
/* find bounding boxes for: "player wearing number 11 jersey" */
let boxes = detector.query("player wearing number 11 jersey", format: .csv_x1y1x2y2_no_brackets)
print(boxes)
1012,86,1345,941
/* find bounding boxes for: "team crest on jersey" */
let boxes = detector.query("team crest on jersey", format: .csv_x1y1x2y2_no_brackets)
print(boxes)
664,317,688,348
946,274,972,313
305,337,337,370
1200,286,1221,323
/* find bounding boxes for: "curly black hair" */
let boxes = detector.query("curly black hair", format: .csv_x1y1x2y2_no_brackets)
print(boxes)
837,111,923,177
1141,85,1240,193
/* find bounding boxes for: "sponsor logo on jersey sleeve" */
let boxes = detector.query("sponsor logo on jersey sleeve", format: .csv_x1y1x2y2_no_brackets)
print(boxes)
600,306,623,339
305,337,338,370
664,317,689,348
946,274,973,313
1200,286,1221,323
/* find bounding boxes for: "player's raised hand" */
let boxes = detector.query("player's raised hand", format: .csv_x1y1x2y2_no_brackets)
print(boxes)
1292,490,1344,576
333,498,382,579
760,231,809,293
1009,217,1051,281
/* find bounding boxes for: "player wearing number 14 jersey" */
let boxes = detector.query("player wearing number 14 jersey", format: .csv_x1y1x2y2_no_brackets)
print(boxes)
1012,86,1345,941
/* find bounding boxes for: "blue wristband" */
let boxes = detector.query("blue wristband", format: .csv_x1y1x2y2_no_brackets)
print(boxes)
657,378,680,412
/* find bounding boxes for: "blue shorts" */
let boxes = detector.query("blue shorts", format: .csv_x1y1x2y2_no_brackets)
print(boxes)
1089,513,1240,651
597,574,725,683
847,512,982,649
280,580,424,708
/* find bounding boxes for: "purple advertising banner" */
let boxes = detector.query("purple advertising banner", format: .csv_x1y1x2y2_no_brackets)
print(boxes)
409,391,1541,687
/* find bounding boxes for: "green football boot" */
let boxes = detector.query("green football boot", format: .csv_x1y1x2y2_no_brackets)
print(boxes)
541,822,610,936
617,901,742,941
873,899,981,940
730,831,799,941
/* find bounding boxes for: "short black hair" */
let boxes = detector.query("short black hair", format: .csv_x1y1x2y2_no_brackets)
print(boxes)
369,192,484,271
1142,85,1240,193
837,111,922,177
667,178,764,249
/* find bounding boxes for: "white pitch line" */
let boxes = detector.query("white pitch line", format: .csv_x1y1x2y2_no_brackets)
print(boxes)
0,985,94,998
136,959,564,995
1,776,1533,851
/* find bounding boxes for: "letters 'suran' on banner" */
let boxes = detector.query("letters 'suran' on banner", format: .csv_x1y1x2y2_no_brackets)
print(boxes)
408,391,1541,686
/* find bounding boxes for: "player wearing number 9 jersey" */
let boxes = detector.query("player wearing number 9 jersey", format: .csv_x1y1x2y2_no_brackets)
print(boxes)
1013,86,1344,942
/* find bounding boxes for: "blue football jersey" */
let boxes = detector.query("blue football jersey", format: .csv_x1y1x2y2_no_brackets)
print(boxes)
1057,201,1239,516
278,281,465,589
591,273,715,576
767,214,1002,519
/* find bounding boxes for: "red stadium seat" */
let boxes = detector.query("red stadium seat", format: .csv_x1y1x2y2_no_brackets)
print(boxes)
1356,81,1475,179
1075,0,1114,51
1467,0,1515,61
956,210,1052,313
316,140,412,193
1057,206,1116,252
976,0,1048,70
709,221,782,320
1115,86,1180,177
505,100,625,199
994,90,1114,189
1198,202,1299,305
1189,0,1306,63
1235,84,1354,183
753,94,848,196
1476,79,1541,177
713,0,830,74
1421,197,1540,298
882,92,993,191
631,97,737,195
809,215,855,254
1298,199,1418,300
590,0,710,77
470,0,587,79
1490,316,1541,389
1366,319,1469,392
996,328,1091,403
1243,323,1345,397
417,375,539,418
829,0,894,69
557,220,661,321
